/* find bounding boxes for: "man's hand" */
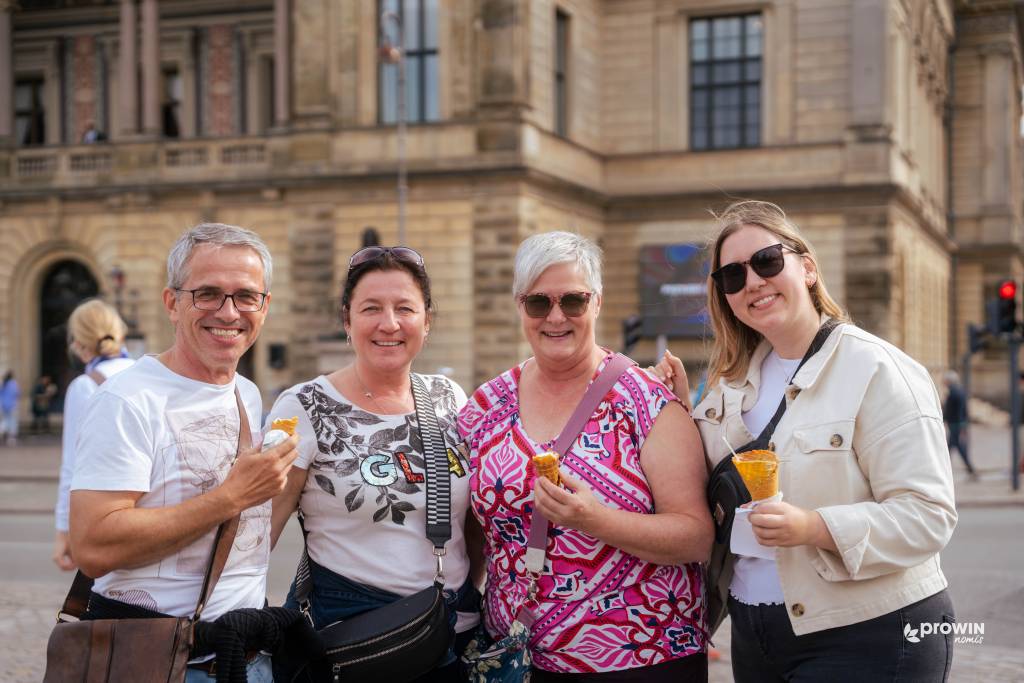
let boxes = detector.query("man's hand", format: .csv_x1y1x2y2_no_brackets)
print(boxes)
647,350,692,411
533,470,605,535
52,531,76,571
748,501,836,551
221,435,299,512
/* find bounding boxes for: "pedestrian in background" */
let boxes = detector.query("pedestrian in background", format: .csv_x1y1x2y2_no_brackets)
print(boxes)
30,374,57,434
942,370,976,480
657,200,957,682
52,299,134,571
1,371,19,446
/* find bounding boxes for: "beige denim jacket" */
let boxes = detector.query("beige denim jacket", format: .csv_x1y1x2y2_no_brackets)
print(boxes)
694,322,957,635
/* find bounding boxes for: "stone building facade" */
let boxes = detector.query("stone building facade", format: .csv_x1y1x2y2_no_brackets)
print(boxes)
0,0,1021,408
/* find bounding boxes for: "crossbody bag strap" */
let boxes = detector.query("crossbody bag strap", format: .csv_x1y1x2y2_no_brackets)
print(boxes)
524,353,635,574
58,386,248,622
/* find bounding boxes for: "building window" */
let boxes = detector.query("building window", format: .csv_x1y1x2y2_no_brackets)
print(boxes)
15,78,46,146
162,68,182,138
554,9,569,137
379,0,439,124
690,13,762,151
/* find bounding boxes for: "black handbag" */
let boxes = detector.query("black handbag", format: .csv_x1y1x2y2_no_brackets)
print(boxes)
705,320,840,632
295,373,454,683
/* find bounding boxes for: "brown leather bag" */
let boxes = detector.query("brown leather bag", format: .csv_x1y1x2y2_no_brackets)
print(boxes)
43,388,251,683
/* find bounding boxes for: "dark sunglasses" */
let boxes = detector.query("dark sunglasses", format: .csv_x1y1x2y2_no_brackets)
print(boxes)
711,243,800,295
518,291,593,319
349,246,424,269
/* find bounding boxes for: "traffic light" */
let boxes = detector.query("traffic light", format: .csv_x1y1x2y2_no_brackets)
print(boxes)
967,323,987,353
622,315,643,354
996,280,1018,334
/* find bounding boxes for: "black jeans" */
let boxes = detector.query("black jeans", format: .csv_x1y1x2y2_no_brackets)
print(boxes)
947,422,974,474
729,590,955,682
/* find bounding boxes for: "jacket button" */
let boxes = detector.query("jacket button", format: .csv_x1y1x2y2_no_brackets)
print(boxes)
705,407,717,419
768,441,775,451
830,434,843,448
791,603,805,617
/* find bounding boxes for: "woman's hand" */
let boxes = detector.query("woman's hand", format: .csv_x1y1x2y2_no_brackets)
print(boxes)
533,471,604,535
648,351,692,411
53,530,76,571
748,501,838,552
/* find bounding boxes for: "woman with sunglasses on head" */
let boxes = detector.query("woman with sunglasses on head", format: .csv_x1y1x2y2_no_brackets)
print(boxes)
265,246,482,682
655,201,957,681
458,231,713,681
53,299,134,571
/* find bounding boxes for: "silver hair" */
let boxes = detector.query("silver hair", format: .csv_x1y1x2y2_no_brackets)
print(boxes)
513,231,603,298
166,223,273,291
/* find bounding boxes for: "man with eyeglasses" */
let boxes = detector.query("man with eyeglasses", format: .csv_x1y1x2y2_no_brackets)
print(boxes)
67,223,299,681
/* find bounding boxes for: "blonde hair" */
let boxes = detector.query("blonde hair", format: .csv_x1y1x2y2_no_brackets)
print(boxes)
68,299,127,359
706,200,848,386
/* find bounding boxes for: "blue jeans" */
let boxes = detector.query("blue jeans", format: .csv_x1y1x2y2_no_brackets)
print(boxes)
186,654,273,683
729,590,955,682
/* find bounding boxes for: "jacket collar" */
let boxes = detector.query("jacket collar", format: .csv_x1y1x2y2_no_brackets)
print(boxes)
727,314,845,393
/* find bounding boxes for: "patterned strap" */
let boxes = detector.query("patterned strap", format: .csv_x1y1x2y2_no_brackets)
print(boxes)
523,353,635,574
411,373,453,552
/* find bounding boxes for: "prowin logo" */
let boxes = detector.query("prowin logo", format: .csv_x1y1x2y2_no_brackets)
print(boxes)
905,621,984,644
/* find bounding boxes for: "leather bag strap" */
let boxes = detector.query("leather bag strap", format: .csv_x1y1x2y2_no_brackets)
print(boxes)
58,387,248,622
524,353,634,573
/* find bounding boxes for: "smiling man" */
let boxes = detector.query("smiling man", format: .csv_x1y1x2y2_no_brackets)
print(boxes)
68,223,298,681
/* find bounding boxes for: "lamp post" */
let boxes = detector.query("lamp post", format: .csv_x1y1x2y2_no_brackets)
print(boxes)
379,9,407,246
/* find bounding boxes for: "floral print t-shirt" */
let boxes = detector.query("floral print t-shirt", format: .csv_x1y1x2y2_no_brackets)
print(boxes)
266,374,471,596
458,356,706,673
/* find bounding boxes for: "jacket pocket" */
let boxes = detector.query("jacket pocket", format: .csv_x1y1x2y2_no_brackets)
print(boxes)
792,420,855,456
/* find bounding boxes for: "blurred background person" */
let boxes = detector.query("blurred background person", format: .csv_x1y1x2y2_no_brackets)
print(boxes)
266,245,481,682
459,231,712,681
52,299,133,571
30,374,57,434
943,370,976,481
1,371,20,446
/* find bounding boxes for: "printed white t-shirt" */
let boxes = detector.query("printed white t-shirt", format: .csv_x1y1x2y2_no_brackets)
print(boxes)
731,349,800,606
266,375,471,599
70,355,268,620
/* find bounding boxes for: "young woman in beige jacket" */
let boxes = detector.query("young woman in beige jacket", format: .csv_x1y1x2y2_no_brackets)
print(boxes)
657,200,957,682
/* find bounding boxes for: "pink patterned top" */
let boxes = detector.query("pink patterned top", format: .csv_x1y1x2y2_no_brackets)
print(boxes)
458,355,706,673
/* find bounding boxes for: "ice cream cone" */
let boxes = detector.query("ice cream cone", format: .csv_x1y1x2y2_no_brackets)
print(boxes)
733,449,779,500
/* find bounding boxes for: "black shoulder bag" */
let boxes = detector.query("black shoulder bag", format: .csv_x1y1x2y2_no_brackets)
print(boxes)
705,320,840,632
296,373,453,683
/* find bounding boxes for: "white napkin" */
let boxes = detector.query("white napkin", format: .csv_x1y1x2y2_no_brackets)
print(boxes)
730,492,784,559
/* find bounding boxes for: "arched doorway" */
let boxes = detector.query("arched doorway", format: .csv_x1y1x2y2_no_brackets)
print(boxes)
39,260,99,409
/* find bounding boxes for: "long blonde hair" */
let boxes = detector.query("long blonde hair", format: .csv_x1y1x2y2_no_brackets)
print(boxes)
68,299,127,359
706,201,848,386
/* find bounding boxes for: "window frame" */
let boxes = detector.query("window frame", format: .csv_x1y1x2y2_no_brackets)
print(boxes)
378,0,440,125
688,12,762,151
14,76,47,147
554,9,570,138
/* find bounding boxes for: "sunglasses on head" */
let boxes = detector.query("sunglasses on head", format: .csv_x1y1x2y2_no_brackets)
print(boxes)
348,246,424,269
518,291,593,318
711,243,800,295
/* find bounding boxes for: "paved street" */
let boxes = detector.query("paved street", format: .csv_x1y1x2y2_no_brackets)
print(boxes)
1,427,1022,682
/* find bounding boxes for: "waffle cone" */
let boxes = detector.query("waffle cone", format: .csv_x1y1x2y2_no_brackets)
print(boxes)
532,451,561,485
733,449,779,500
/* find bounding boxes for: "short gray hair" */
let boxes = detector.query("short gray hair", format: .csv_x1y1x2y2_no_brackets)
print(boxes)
167,223,273,291
513,231,603,298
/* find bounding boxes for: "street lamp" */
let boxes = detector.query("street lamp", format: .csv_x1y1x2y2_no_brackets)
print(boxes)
379,9,407,246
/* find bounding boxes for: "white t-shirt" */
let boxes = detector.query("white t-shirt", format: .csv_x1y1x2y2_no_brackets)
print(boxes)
731,350,800,606
70,355,268,620
266,375,472,599
56,356,135,532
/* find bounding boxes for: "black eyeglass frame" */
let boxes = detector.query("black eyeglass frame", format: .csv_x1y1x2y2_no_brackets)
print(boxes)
174,287,269,312
710,243,801,295
348,246,425,269
518,291,594,319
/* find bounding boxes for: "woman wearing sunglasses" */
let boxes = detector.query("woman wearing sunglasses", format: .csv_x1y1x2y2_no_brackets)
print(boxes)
656,201,957,681
458,231,713,681
265,246,483,681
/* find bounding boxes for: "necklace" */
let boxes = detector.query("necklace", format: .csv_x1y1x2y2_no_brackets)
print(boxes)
352,366,409,414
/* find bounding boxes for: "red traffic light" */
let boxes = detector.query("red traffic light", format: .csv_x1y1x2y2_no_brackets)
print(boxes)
1000,280,1017,300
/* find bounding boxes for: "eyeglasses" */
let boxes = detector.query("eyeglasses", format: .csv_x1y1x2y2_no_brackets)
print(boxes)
518,291,593,318
175,288,268,312
349,246,425,269
711,243,800,295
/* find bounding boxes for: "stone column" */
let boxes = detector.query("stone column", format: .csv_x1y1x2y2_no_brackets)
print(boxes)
0,2,12,143
141,0,160,136
118,0,138,137
273,0,290,127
